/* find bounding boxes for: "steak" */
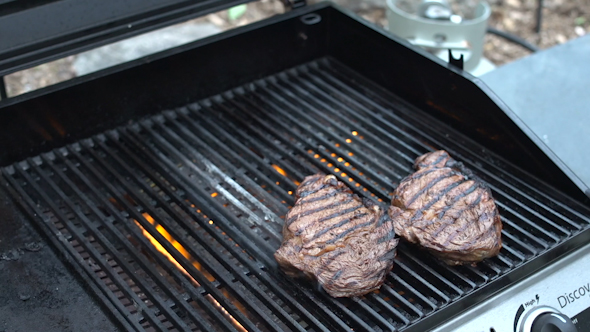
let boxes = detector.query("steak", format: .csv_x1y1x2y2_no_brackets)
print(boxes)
274,173,399,297
388,150,502,265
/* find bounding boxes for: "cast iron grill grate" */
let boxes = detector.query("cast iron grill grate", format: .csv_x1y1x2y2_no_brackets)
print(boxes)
3,57,590,331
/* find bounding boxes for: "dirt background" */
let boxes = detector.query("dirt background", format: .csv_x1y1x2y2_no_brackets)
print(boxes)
5,0,590,97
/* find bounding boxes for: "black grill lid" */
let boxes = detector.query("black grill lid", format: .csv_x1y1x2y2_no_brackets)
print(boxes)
0,0,255,76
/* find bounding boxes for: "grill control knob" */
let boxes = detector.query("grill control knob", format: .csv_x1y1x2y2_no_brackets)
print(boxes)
518,306,578,332
531,312,577,332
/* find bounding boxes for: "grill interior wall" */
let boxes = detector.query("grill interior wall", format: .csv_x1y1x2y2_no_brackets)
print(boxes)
3,58,590,332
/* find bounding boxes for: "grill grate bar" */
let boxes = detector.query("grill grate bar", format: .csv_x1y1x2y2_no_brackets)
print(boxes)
394,260,450,304
201,100,312,185
501,217,549,250
382,286,423,323
1,169,144,331
277,70,416,172
430,261,479,289
296,66,423,159
255,79,399,198
399,250,464,299
119,125,343,331
48,150,237,332
496,202,561,244
179,104,297,201
268,74,407,183
230,88,388,202
106,130,311,332
86,136,284,332
193,104,302,187
491,254,514,271
170,109,290,215
68,142,265,332
249,86,393,199
368,292,412,325
138,119,278,264
458,173,575,240
195,100,312,188
158,111,285,240
499,231,534,258
14,160,176,330
351,297,397,331
37,153,216,331
326,297,378,332
387,274,437,315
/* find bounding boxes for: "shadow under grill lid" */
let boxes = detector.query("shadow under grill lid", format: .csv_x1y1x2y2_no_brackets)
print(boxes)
3,57,590,332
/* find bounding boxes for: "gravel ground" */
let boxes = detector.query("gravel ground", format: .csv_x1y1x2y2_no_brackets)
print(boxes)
5,0,590,97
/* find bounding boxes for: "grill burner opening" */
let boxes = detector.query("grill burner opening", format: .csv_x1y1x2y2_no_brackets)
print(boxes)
3,57,589,331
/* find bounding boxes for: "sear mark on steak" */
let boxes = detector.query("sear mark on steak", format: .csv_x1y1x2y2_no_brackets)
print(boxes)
274,173,399,298
389,150,502,266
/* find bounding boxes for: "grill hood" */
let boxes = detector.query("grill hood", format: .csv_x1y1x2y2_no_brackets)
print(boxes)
0,0,257,76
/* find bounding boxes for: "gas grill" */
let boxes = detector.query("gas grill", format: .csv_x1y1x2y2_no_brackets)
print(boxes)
1,2,590,332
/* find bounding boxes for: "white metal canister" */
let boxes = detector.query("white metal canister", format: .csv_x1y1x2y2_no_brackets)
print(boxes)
386,0,492,73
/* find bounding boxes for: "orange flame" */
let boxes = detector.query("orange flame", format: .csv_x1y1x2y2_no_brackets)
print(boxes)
271,164,299,186
135,213,247,331
271,164,288,177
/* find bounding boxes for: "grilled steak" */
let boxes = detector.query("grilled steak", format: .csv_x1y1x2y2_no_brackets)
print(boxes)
274,173,399,297
388,150,502,265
